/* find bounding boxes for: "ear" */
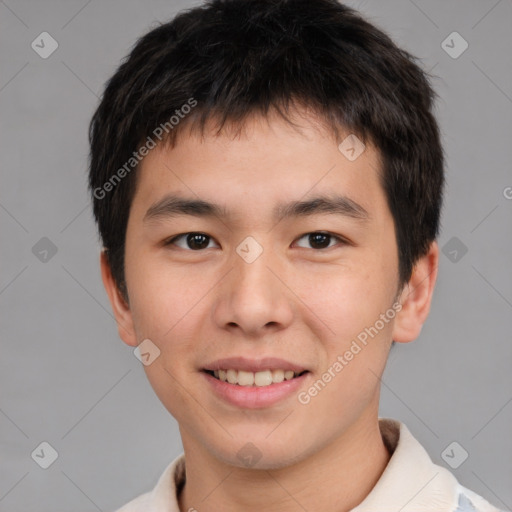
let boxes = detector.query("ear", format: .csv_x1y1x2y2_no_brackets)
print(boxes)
392,241,439,344
100,250,138,347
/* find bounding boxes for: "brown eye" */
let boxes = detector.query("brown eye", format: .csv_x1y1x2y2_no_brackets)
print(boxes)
165,232,218,250
294,231,345,250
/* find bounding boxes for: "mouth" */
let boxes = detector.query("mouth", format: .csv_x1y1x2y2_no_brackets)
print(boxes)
203,368,308,387
201,357,310,408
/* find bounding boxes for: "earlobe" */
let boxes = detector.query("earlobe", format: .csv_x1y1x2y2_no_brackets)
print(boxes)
100,250,138,347
392,241,439,344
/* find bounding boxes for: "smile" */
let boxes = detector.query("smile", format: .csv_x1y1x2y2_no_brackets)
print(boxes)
206,369,307,387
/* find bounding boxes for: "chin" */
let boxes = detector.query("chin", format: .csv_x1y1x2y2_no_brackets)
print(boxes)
205,433,317,471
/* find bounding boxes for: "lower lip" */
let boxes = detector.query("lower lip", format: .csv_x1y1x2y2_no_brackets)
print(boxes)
203,371,309,409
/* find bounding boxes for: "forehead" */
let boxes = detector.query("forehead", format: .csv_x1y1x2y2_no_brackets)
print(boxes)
132,109,387,225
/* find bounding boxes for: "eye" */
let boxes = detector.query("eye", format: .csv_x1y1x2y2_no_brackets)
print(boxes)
294,231,346,250
164,231,347,251
165,232,219,251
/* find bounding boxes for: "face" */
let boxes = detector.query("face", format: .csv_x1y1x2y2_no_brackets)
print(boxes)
102,109,435,470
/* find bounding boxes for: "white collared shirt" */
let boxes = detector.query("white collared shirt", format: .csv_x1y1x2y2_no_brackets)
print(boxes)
114,418,508,512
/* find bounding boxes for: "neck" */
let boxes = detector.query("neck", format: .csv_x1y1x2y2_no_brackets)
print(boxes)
178,414,391,512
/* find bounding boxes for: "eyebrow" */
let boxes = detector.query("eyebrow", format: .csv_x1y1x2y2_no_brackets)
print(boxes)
143,193,370,224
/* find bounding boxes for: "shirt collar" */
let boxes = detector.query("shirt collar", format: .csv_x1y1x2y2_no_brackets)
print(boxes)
352,417,459,511
133,417,462,512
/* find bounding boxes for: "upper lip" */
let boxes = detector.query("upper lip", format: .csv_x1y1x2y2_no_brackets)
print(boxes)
203,357,308,373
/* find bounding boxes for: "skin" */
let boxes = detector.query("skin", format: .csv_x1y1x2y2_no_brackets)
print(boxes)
101,107,439,512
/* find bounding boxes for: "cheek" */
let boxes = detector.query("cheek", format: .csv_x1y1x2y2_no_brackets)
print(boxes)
304,260,395,340
126,261,207,417
301,252,397,390
302,284,394,416
124,248,201,346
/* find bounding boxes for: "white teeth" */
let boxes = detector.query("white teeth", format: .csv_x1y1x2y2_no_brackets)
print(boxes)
211,368,303,386
237,370,254,386
272,369,285,383
226,369,238,384
254,370,273,387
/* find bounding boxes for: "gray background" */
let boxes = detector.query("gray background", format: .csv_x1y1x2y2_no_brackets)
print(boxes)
1,0,511,510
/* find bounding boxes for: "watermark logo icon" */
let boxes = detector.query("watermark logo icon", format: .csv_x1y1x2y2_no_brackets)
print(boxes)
31,441,58,469
134,338,161,366
237,442,262,467
441,441,469,469
441,32,468,59
338,134,365,161
236,236,263,264
31,32,59,59
32,237,58,263
442,236,468,263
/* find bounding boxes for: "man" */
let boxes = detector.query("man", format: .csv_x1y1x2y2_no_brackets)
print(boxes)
88,1,507,510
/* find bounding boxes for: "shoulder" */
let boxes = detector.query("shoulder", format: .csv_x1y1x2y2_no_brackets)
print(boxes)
110,454,185,512
362,419,509,512
456,484,510,512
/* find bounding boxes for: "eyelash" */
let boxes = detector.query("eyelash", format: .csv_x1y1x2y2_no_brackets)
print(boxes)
163,231,348,251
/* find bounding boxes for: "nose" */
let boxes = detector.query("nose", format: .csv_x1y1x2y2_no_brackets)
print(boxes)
212,243,294,337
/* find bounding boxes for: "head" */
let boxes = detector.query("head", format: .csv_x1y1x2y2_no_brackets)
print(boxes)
89,0,443,468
